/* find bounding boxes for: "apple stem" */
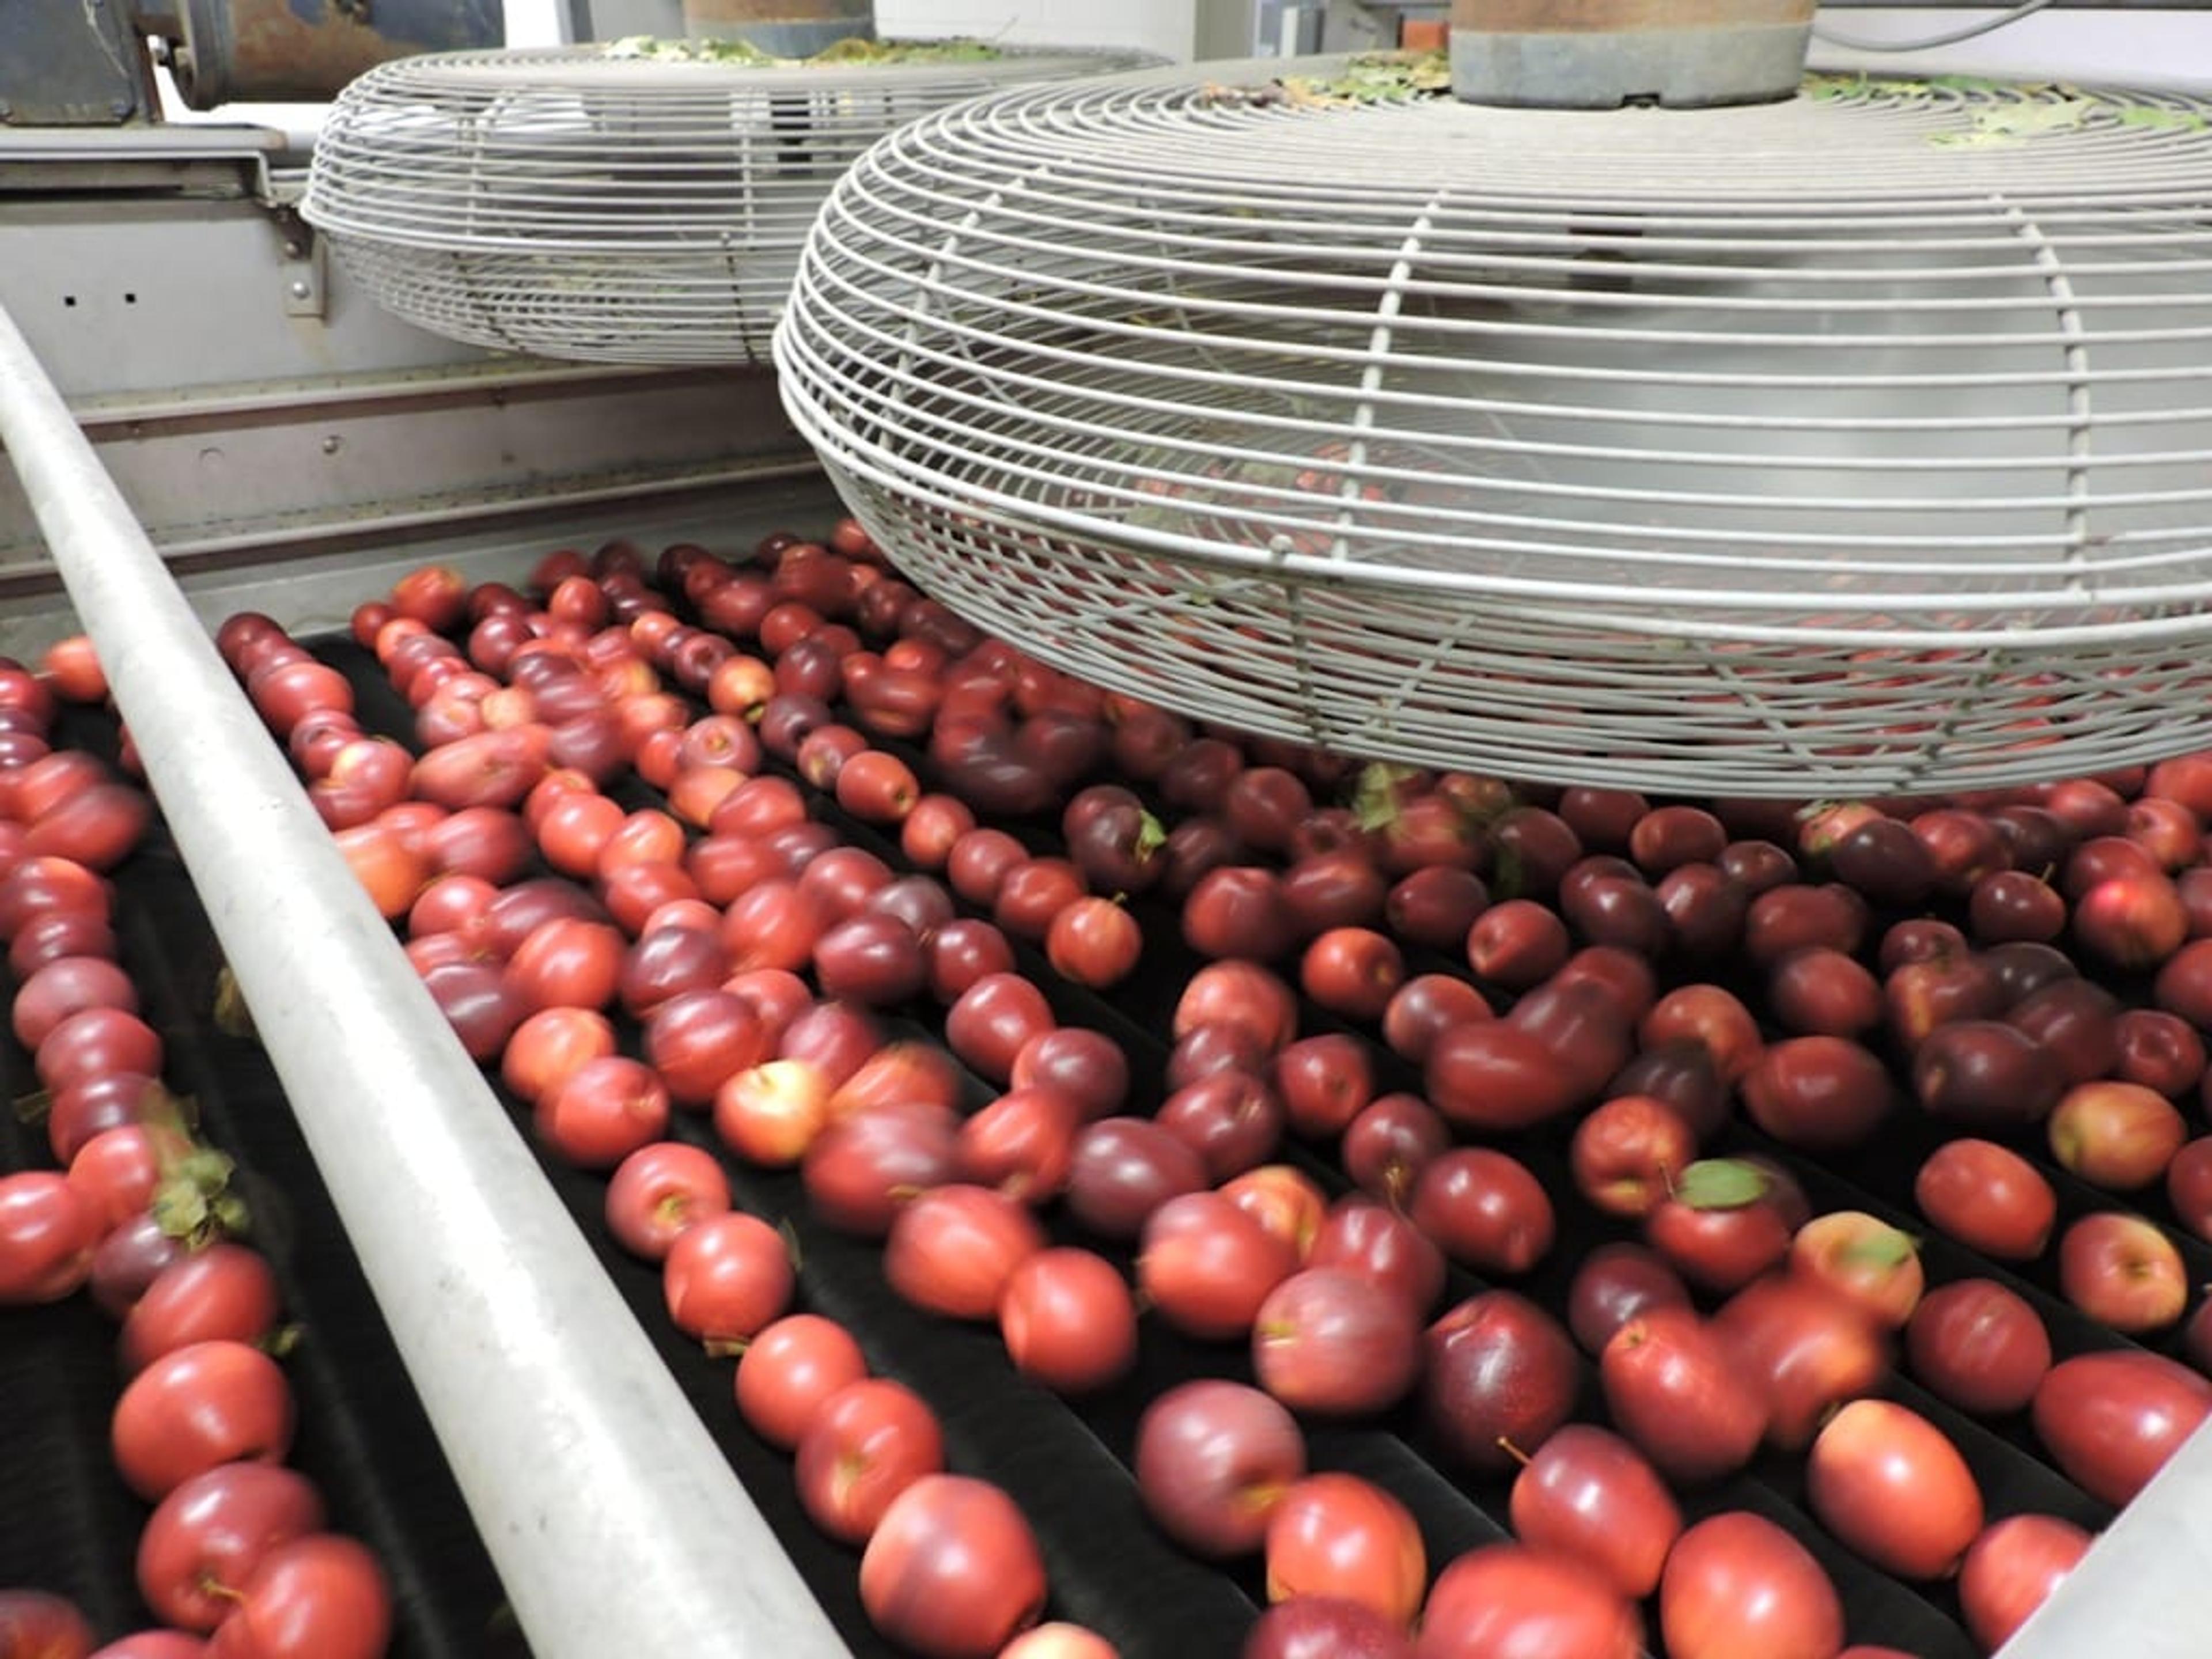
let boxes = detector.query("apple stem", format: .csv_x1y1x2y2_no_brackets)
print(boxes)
703,1336,752,1359
1495,1437,1532,1468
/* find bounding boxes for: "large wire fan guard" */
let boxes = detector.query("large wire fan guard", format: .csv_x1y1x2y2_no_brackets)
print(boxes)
774,59,2212,797
301,44,1156,365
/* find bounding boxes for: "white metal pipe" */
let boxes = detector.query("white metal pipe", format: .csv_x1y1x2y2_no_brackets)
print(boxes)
0,295,849,1659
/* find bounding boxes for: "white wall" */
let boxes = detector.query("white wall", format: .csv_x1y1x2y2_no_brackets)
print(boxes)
876,0,1205,58
1808,10,2212,93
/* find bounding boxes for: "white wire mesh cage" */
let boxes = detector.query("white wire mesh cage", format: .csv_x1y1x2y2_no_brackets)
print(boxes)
301,43,1158,366
773,56,2212,797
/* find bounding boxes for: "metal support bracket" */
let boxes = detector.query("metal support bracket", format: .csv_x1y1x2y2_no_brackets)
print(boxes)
276,217,327,320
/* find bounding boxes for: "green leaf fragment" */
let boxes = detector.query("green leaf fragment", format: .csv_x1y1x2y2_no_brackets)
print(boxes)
1351,760,1417,832
2118,105,2210,134
1839,1226,1918,1271
1675,1158,1772,1211
153,1181,210,1238
599,35,1002,69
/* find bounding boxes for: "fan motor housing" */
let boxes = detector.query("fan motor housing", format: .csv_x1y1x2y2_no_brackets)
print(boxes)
1449,0,1815,108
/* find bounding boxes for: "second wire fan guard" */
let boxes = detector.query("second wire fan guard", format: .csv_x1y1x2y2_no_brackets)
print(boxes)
302,40,1160,366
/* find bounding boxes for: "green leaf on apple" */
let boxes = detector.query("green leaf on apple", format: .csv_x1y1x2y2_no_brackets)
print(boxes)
1674,1158,1772,1211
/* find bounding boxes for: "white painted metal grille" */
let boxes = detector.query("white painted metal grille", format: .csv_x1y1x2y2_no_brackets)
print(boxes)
302,44,1157,365
775,59,2212,796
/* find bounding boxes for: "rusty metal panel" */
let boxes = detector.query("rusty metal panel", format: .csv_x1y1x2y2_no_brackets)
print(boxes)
171,0,502,108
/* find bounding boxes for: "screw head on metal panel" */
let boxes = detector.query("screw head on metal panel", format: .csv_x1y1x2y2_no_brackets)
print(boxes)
288,281,312,300
321,436,342,454
283,241,303,259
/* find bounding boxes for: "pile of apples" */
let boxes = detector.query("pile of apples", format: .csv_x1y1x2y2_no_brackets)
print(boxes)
0,650,393,1659
199,520,2212,1659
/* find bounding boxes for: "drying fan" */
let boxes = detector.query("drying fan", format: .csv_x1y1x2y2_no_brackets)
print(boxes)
301,39,1159,366
773,44,2212,797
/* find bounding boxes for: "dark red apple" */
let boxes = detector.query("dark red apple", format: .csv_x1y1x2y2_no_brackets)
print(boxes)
1134,1380,1305,1559
1567,1243,1692,1357
1421,1290,1580,1475
1905,1278,2051,1418
1713,1273,1892,1451
2034,1349,2212,1506
1600,1306,1766,1485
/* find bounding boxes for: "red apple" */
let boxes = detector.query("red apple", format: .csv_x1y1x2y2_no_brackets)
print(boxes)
1506,1424,1680,1600
1410,1147,1555,1277
1904,1278,2051,1418
2057,1211,2187,1332
1134,1380,1305,1559
1660,1512,1844,1659
1788,1210,1925,1330
794,1378,945,1546
1421,1290,1579,1475
1252,1268,1423,1418
2167,1134,2212,1242
2048,1080,2187,1191
1569,1095,1696,1220
1959,1514,2094,1653
1600,1306,1766,1485
1567,1244,1692,1357
1643,1158,1798,1296
1263,1474,1425,1631
997,1248,1138,1396
1414,1546,1640,1659
1914,1138,2056,1260
1741,1036,1894,1152
859,1475,1047,1658
1806,1399,1983,1579
2034,1349,2212,1505
1714,1273,1892,1450
1139,1191,1300,1342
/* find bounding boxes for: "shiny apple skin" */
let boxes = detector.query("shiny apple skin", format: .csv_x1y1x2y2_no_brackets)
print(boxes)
1422,1290,1580,1476
2032,1349,2212,1506
1904,1279,2052,1418
1506,1424,1681,1600
1599,1306,1766,1486
1806,1399,1984,1580
1660,1511,1845,1659
1959,1512,2094,1653
1412,1545,1641,1659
